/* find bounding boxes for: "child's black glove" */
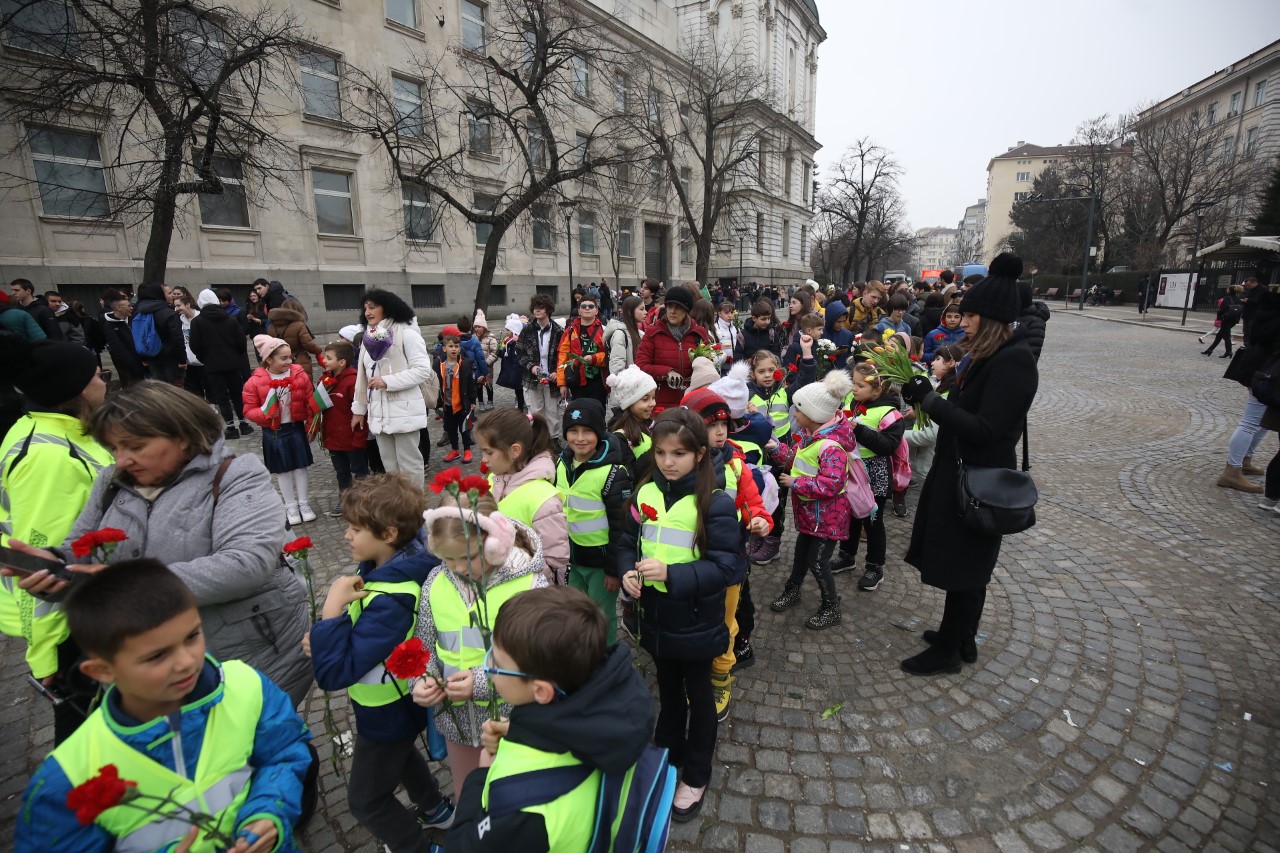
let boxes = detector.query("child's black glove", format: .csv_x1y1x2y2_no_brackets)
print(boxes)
900,375,933,405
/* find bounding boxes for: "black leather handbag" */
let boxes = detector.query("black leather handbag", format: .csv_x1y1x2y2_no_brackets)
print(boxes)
955,450,1038,536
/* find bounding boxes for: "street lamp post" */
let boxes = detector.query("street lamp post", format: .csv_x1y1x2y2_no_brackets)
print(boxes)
558,199,576,301
1180,210,1207,327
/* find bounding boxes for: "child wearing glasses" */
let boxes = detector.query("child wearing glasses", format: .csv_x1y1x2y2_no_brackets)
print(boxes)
412,491,549,799
448,586,654,852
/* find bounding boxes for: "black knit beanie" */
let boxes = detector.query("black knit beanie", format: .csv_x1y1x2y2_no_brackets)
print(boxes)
0,334,99,407
563,398,608,440
960,253,1023,323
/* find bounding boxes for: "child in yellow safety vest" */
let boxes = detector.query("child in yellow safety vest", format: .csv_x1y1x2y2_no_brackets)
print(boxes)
412,490,549,800
17,560,313,853
680,388,771,726
606,363,659,483
474,408,568,584
617,409,742,822
306,474,455,848
556,398,634,645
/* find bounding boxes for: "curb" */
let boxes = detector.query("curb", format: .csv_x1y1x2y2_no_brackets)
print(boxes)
1059,310,1244,341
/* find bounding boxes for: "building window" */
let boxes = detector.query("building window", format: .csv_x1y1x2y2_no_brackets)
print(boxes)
412,284,446,308
313,169,354,235
392,75,424,137
386,0,416,28
781,218,790,258
300,50,341,120
680,166,692,200
679,226,693,264
170,9,225,89
1014,191,1031,202
578,211,596,254
474,193,496,245
613,72,628,112
1244,127,1259,158
1228,91,1241,116
1235,194,1247,217
468,102,492,155
1222,135,1235,164
802,161,810,203
1206,101,1218,125
1,0,77,56
323,284,365,311
784,156,793,199
488,284,507,306
28,128,110,218
535,285,558,308
755,212,764,255
799,225,807,263
678,102,690,127
527,122,546,168
614,151,631,187
1255,79,1268,109
618,217,633,257
461,0,486,51
570,54,589,98
648,158,663,196
1016,171,1030,182
402,184,434,241
647,87,660,124
197,156,250,228
757,137,767,185
573,132,590,167
531,203,552,250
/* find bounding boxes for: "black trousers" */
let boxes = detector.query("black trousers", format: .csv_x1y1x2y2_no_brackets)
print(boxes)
52,638,98,745
330,449,370,492
736,573,755,641
937,588,987,645
348,733,445,853
183,364,207,400
769,483,788,536
1205,323,1236,355
442,408,472,450
787,531,838,603
840,494,888,565
204,367,245,424
653,656,717,788
1267,448,1280,500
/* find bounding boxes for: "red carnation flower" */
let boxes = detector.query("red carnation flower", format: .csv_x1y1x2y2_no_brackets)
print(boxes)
640,504,659,522
479,460,489,476
66,765,135,825
283,536,313,555
71,528,129,560
385,638,432,680
459,475,491,497
429,467,464,495
787,364,798,374
772,369,784,382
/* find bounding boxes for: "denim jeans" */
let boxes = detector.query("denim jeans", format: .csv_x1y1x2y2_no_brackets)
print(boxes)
1227,392,1270,467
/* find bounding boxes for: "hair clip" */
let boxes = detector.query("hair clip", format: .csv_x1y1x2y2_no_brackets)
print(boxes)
526,413,533,422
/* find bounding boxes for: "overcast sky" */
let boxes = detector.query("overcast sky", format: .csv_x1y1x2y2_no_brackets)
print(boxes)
813,0,1280,232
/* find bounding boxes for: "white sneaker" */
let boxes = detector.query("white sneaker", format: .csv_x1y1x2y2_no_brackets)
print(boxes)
1259,497,1279,511
286,503,303,526
299,503,317,523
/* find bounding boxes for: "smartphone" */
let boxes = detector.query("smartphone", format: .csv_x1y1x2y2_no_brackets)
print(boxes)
0,545,74,582
26,674,65,705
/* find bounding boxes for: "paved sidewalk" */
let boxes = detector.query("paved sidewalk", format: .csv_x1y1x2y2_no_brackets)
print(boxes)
2,314,1277,851
1048,302,1247,343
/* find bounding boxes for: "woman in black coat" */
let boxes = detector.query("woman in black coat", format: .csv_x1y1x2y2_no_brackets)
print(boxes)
1202,286,1244,357
899,254,1040,676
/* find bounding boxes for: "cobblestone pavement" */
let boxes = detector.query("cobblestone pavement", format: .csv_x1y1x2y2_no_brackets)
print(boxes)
3,313,1278,851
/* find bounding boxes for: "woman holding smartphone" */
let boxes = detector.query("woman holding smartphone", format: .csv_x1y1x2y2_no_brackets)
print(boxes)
0,335,110,743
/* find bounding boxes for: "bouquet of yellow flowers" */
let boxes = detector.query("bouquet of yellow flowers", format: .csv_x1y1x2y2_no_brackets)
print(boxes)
864,342,932,427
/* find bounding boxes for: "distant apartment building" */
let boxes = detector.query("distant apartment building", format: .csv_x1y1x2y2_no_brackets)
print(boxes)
982,142,1095,262
913,226,958,273
956,199,986,263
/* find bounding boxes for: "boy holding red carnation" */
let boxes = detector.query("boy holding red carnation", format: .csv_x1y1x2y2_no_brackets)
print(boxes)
305,473,454,851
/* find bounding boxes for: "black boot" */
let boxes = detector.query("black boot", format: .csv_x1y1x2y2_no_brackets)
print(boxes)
806,600,842,629
770,584,802,612
922,629,977,663
901,644,962,675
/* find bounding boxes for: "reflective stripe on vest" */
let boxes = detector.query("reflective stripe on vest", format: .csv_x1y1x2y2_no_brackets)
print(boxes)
635,482,700,594
493,476,560,527
429,572,538,678
482,739,599,853
750,389,791,438
52,659,262,853
555,460,611,546
856,406,894,458
791,439,846,500
347,579,423,707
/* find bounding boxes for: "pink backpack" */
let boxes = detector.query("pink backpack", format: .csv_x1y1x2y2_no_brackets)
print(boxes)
844,450,877,519
877,409,913,492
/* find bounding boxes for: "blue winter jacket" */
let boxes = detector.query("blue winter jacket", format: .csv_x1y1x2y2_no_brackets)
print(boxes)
923,324,966,362
17,658,312,853
871,316,912,340
309,532,438,742
458,334,490,377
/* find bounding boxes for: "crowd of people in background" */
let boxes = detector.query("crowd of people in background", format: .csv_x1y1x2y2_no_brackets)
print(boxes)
3,256,1277,852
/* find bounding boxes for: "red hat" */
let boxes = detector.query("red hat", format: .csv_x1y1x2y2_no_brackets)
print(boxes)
441,324,461,337
681,388,731,425
0,290,9,304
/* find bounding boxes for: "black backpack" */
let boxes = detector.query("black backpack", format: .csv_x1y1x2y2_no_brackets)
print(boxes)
1250,352,1280,408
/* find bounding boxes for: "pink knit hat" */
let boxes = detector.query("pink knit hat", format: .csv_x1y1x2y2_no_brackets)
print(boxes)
253,334,289,361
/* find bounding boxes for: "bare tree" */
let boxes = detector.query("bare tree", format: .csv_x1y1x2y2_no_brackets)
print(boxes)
344,0,642,311
859,187,914,281
951,229,984,265
577,156,651,285
816,138,904,282
0,0,304,285
636,32,772,284
1059,115,1130,271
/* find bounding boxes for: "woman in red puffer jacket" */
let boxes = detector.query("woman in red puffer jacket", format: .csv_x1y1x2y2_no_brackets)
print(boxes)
635,288,712,409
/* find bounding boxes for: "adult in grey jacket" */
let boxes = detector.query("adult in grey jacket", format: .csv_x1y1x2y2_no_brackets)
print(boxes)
10,381,313,706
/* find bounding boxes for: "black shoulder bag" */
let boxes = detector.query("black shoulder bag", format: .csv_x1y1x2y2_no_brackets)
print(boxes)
955,439,1038,537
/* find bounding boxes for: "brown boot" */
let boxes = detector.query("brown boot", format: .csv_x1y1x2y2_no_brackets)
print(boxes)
1217,465,1264,493
1242,456,1265,475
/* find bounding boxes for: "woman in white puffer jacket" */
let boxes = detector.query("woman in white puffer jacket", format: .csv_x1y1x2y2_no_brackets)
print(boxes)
352,289,431,486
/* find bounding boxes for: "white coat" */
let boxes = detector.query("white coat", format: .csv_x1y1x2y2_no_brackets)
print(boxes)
352,319,431,435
